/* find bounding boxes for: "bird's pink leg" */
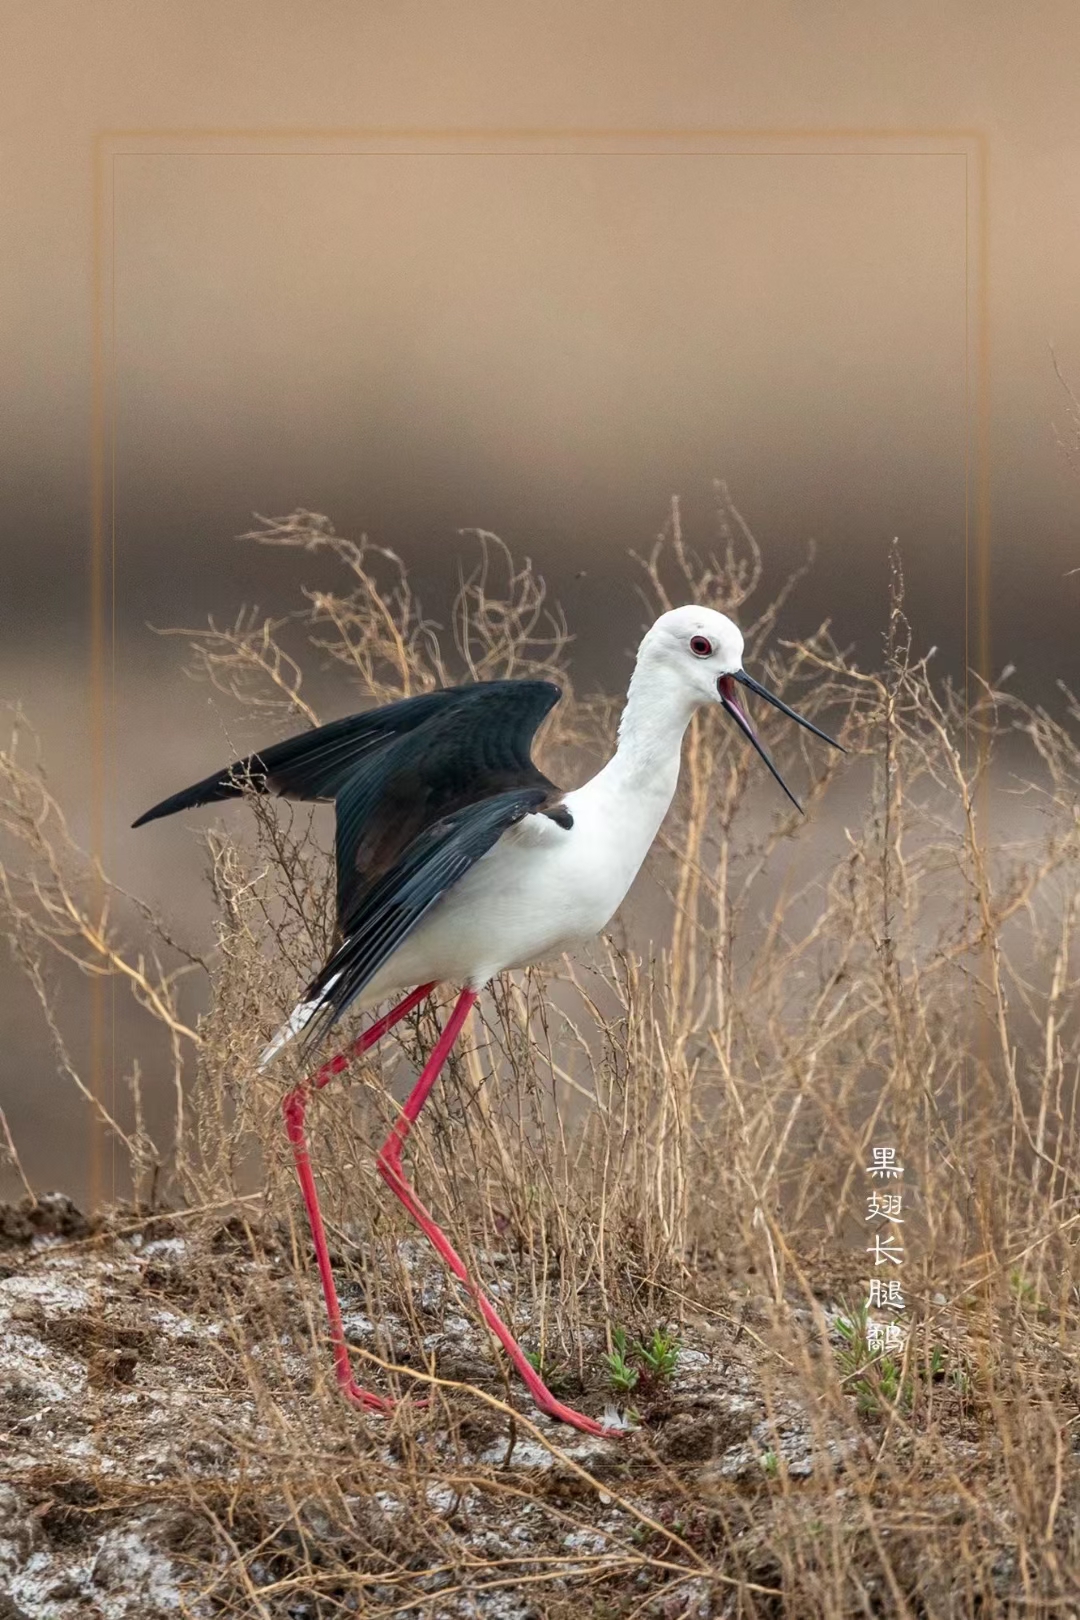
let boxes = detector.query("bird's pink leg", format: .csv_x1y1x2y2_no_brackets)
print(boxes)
282,983,437,1412
376,987,613,1438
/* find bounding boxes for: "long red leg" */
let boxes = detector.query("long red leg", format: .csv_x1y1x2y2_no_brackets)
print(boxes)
376,987,615,1438
282,983,437,1411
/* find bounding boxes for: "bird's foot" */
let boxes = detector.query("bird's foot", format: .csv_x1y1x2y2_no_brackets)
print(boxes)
340,1381,429,1415
341,1377,616,1438
534,1396,625,1439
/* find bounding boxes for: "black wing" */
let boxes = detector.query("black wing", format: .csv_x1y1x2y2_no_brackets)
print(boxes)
134,679,567,1047
330,681,561,932
131,686,462,827
298,787,549,1052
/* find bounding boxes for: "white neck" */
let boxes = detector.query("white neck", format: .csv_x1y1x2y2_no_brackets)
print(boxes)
576,658,698,835
543,656,703,922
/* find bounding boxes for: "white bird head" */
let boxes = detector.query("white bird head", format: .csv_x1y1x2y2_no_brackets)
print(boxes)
636,604,844,811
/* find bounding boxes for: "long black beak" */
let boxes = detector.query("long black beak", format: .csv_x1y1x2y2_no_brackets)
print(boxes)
717,671,845,814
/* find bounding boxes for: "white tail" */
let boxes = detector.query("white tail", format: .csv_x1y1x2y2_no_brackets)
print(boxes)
257,972,343,1070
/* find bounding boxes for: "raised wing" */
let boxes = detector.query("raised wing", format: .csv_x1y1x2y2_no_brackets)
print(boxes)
330,681,561,932
130,686,461,827
134,679,566,1051
297,787,549,1052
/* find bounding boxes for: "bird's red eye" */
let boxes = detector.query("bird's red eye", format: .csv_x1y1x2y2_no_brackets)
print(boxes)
690,635,713,657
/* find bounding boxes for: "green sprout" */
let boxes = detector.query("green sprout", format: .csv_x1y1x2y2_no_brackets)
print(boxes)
603,1327,640,1396
834,1299,911,1415
633,1326,682,1385
603,1323,683,1398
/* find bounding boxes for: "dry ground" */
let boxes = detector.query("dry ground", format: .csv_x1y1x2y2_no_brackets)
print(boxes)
1,1189,1076,1620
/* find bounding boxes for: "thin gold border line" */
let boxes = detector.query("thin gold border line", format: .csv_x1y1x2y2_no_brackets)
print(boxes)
110,152,119,1203
104,148,970,157
97,124,989,140
89,133,107,1209
976,135,991,702
89,127,990,1208
965,154,971,757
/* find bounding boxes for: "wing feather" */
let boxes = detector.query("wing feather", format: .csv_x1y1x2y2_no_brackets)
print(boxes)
130,687,459,827
134,679,568,1054
297,787,548,1052
331,681,561,929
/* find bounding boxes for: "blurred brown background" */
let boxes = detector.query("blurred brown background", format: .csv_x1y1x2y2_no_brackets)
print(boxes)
1,0,1078,1201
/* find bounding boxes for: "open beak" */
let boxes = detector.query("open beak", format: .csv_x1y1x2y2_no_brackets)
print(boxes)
717,671,845,814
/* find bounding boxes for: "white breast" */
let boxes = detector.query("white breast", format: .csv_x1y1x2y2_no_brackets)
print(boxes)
358,757,678,1003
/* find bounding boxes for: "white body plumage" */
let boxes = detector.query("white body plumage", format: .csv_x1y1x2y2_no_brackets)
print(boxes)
259,605,745,1064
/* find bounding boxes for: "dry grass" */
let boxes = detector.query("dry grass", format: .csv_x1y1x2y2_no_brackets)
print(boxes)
2,490,1079,1618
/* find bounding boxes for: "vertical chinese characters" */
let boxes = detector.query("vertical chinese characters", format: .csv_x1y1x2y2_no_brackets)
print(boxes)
865,1146,906,1353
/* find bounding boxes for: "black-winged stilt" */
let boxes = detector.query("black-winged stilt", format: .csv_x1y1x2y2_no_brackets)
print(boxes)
134,605,842,1435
